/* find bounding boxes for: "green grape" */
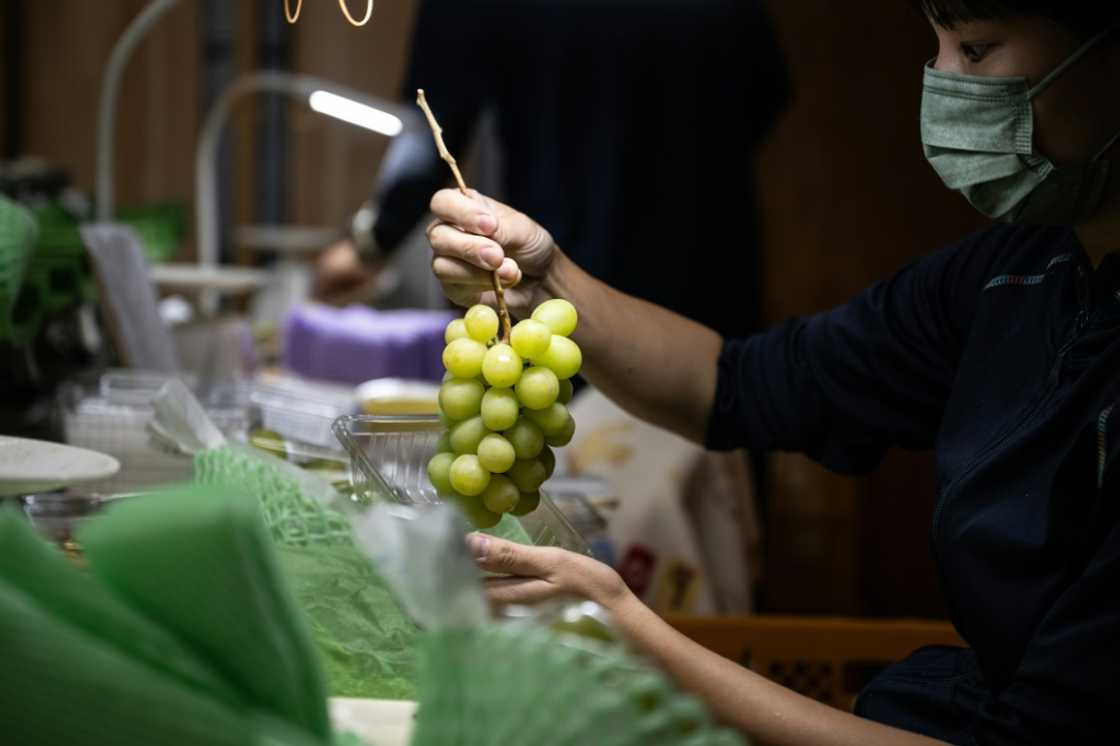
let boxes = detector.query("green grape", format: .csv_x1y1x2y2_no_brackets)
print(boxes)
449,454,490,497
444,318,469,344
525,402,570,436
439,378,485,420
505,417,545,460
450,416,491,455
477,433,516,473
464,304,500,343
438,409,456,428
511,490,541,517
480,387,520,431
531,298,578,337
443,338,487,379
435,433,453,453
427,452,456,495
540,336,582,380
544,414,576,447
539,446,556,479
515,366,559,410
507,458,547,492
510,319,553,359
482,343,523,388
481,475,521,514
558,378,574,404
451,491,502,529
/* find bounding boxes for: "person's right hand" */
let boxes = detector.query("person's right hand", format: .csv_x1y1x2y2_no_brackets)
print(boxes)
427,189,559,315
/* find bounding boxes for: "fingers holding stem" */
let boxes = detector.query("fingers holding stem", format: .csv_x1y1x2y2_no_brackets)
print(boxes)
417,90,512,340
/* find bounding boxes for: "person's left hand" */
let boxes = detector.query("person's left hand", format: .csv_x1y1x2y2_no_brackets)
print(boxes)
467,533,631,610
313,239,381,305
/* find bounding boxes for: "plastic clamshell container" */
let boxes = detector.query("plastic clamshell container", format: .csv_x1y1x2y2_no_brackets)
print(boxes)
332,414,589,554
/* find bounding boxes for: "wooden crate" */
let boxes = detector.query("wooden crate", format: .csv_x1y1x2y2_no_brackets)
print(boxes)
666,615,964,711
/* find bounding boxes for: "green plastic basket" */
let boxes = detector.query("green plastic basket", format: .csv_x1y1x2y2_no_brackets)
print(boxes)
24,252,97,313
0,196,42,344
13,202,187,319
32,203,184,264
411,625,747,746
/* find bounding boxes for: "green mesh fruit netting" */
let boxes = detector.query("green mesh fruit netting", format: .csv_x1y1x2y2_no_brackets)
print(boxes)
193,444,532,700
411,625,747,746
194,445,419,700
195,445,353,548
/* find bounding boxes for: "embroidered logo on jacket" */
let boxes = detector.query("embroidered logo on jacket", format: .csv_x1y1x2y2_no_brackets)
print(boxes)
984,254,1074,291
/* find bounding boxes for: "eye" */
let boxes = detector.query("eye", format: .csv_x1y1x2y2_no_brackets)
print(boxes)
960,42,994,63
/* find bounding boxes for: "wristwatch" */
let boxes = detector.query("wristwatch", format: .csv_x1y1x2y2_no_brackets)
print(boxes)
350,201,382,263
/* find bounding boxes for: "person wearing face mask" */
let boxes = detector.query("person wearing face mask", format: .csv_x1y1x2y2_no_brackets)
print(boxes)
427,2,1120,744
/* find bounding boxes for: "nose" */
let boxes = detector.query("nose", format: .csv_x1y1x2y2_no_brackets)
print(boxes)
931,48,965,74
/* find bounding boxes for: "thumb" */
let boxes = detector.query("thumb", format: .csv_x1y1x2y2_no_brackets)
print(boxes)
467,533,558,577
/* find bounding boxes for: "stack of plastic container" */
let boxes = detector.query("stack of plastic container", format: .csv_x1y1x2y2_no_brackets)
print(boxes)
60,371,250,495
246,373,360,472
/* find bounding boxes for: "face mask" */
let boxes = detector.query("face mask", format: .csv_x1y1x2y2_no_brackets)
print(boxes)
921,28,1120,224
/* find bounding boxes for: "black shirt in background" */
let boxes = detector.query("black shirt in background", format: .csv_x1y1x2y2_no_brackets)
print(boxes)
374,0,791,338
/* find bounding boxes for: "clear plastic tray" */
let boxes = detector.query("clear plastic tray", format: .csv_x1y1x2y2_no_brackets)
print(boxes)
332,414,589,554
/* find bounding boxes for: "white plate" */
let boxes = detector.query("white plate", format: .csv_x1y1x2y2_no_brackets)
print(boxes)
0,436,121,496
328,698,416,746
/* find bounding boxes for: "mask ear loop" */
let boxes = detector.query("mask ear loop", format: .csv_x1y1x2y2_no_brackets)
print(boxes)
1092,130,1120,162
1029,26,1116,99
338,0,374,26
284,0,303,23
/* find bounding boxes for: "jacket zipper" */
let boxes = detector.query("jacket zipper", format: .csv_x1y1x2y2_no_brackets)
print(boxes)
930,307,1089,561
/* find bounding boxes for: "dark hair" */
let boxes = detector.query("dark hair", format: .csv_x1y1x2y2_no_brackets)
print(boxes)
911,0,1120,34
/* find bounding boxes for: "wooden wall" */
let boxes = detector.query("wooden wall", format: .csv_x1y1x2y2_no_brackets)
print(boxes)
756,2,989,617
7,0,416,244
16,1,201,213
285,0,417,227
1,2,8,154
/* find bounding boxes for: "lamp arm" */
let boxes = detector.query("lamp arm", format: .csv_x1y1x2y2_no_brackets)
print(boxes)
195,72,418,315
96,0,181,223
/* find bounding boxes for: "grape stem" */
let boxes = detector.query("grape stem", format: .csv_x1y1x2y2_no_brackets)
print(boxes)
417,89,513,343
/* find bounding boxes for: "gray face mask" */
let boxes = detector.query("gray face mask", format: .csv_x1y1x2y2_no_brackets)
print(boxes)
921,28,1120,225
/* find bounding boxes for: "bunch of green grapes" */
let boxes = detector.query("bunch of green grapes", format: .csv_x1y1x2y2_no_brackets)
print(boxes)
427,299,582,528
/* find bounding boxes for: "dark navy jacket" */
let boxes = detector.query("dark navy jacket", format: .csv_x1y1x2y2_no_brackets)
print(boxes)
707,224,1120,744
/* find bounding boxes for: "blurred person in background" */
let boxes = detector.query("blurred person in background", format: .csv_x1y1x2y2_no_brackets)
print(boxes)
315,0,790,340
318,0,789,608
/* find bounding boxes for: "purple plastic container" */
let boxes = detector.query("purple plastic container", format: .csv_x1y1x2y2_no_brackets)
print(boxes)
283,304,454,385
